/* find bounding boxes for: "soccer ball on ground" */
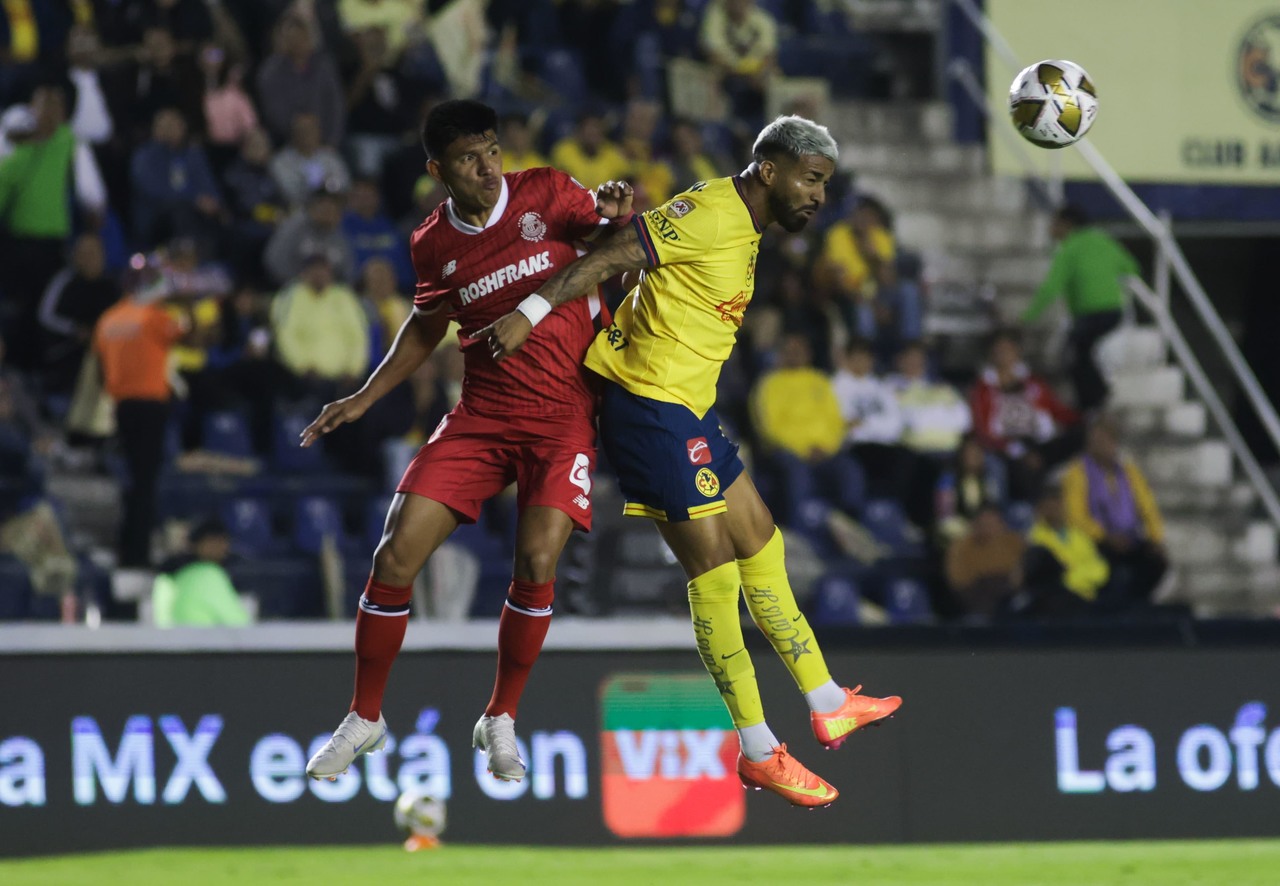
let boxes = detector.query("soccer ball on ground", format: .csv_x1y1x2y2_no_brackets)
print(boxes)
1008,59,1098,149
394,789,447,851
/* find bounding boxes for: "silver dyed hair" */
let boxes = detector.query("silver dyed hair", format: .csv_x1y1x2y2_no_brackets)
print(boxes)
751,115,838,164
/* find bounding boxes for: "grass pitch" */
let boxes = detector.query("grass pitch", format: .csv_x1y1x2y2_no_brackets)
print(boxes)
2,841,1279,885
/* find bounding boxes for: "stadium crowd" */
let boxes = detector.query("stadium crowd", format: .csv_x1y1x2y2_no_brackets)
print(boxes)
0,0,1165,627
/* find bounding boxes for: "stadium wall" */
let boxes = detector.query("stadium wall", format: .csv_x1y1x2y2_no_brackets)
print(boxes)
4,629,1280,854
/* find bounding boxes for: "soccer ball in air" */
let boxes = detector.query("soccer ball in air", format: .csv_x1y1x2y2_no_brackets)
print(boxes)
394,789,447,850
1008,59,1098,149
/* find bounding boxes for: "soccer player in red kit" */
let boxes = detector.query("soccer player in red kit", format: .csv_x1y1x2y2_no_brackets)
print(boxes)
302,100,634,782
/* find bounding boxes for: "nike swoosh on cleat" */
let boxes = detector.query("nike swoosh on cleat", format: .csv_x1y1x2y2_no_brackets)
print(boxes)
353,730,385,755
771,781,835,798
720,648,746,660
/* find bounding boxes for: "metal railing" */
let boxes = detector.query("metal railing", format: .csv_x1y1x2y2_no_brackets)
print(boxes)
948,0,1280,527
1127,279,1280,528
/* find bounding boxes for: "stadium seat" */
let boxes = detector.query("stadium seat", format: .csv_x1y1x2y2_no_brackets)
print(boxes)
343,560,372,617
202,410,254,458
223,497,287,558
292,496,346,555
884,577,934,625
861,499,925,558
272,412,325,473
1004,501,1036,533
365,494,394,551
227,558,324,619
810,572,862,626
26,591,61,621
0,555,33,620
539,49,587,104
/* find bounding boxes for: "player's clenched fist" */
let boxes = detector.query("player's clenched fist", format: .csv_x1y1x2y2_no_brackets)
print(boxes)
477,312,533,362
594,180,634,220
299,393,371,447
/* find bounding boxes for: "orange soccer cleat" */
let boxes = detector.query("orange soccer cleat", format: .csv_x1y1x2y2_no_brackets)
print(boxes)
811,685,903,750
737,744,839,808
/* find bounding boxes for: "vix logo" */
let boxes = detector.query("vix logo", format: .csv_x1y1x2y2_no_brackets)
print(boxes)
600,673,744,838
613,730,727,780
72,715,225,805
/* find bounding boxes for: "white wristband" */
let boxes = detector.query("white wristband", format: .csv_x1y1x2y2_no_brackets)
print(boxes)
515,293,553,327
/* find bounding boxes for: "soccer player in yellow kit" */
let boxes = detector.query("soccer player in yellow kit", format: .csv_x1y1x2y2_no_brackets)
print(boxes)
480,116,902,807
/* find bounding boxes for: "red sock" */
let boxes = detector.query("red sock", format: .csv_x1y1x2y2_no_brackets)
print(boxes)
485,579,554,719
350,578,413,721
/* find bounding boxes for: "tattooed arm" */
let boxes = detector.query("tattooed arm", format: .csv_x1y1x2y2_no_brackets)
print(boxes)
477,221,652,360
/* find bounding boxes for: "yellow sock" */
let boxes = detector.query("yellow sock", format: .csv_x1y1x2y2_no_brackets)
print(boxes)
688,560,764,728
739,528,833,694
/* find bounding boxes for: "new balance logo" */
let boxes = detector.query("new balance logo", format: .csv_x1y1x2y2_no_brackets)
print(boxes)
442,260,457,278
686,437,711,466
573,494,590,511
569,453,591,501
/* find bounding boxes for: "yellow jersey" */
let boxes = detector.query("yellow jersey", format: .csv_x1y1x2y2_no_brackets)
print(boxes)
584,176,761,417
820,221,894,295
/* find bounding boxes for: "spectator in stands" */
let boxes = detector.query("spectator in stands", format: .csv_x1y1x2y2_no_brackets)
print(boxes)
823,196,921,363
832,339,908,501
222,127,287,282
422,0,491,98
265,188,355,285
130,107,223,249
0,82,106,370
823,196,893,304
1022,205,1139,413
130,27,205,138
256,11,346,147
752,333,864,528
550,110,628,192
668,118,728,189
115,0,215,47
344,25,413,178
342,178,412,290
0,333,78,612
201,285,276,455
200,47,259,152
699,0,778,122
66,24,115,147
935,433,1008,546
499,113,547,173
271,112,352,211
774,264,841,374
970,330,1081,500
619,99,674,207
38,233,122,399
945,504,1024,618
153,516,252,627
891,341,973,525
891,341,972,456
94,256,191,567
359,256,412,361
1023,486,1109,615
162,237,235,448
397,173,447,239
1062,417,1167,608
270,252,370,402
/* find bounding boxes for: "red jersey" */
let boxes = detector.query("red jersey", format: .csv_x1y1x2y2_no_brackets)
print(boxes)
411,167,610,419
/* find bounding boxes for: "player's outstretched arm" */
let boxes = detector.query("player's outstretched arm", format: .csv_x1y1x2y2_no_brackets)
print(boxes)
299,306,450,447
478,223,651,361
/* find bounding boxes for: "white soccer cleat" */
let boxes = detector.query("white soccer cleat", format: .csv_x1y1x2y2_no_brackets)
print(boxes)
306,711,388,781
473,713,526,781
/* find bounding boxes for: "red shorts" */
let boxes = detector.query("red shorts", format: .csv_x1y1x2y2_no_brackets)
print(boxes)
397,408,597,531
